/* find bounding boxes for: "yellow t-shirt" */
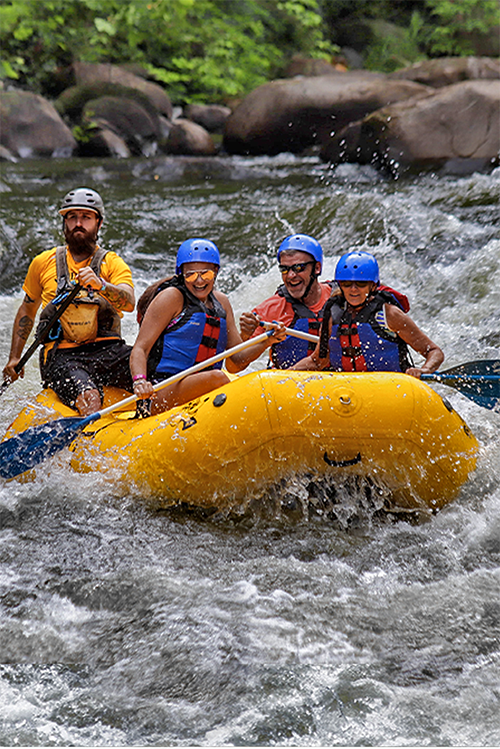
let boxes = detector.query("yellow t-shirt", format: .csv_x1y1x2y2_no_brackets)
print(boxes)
23,246,134,313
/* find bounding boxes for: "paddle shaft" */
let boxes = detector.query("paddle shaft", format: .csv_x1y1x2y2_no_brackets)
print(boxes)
0,283,83,396
96,330,274,419
260,321,319,343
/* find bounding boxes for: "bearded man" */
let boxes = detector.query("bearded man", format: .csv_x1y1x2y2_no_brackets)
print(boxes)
2,188,135,415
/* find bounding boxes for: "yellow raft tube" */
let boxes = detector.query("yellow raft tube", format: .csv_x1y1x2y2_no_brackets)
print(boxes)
4,370,478,512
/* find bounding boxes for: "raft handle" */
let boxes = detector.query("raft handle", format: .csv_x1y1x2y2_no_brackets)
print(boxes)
324,452,362,467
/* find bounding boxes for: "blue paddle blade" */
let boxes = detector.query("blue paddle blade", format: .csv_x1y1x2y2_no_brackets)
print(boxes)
455,391,498,410
0,414,98,480
421,360,500,410
444,361,500,395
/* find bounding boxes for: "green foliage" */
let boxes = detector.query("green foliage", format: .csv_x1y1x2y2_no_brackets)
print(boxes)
0,0,335,103
423,0,500,55
363,12,427,72
71,120,99,144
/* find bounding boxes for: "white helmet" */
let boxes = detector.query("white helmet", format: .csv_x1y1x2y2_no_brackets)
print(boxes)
59,187,104,219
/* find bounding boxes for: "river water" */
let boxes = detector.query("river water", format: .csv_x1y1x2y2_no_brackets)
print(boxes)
0,155,499,746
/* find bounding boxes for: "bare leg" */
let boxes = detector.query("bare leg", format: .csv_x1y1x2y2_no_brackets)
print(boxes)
150,370,230,415
75,388,102,416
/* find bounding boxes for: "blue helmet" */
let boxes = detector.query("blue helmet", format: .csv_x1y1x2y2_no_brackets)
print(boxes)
335,251,379,283
176,238,220,274
277,234,323,273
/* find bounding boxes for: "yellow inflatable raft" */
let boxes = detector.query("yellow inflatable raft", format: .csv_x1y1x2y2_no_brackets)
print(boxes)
5,370,478,512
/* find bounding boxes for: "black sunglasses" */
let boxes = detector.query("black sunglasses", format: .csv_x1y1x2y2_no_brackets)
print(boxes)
279,261,314,275
338,280,372,288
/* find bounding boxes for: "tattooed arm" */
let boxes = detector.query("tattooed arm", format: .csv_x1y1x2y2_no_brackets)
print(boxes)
77,266,135,312
99,281,135,312
2,295,41,382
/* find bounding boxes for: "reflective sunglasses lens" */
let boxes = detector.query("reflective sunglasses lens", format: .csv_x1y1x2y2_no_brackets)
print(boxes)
279,262,312,275
184,269,215,283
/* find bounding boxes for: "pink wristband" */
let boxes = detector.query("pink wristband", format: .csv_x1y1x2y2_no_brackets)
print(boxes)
133,374,147,382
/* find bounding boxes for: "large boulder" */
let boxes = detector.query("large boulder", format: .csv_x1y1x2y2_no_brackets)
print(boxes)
78,126,132,159
389,57,500,88
164,119,216,155
0,90,76,158
81,96,161,156
71,61,173,119
56,82,162,125
183,103,232,133
322,80,500,176
223,74,429,156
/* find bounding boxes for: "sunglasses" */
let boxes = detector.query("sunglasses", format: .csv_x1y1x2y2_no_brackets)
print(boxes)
183,269,216,283
279,261,314,275
338,280,372,288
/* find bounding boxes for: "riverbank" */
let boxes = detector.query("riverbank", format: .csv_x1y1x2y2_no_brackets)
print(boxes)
1,56,499,177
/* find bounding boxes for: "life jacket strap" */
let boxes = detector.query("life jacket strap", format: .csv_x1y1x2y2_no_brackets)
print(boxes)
339,320,367,371
195,315,221,363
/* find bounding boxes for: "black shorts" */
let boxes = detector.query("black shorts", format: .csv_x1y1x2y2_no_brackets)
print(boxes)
42,339,133,408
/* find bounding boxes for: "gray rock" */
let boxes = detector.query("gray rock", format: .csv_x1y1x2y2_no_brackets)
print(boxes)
183,103,232,133
0,90,76,158
223,74,429,156
323,79,500,177
72,61,172,118
389,57,500,88
164,119,216,155
82,96,161,156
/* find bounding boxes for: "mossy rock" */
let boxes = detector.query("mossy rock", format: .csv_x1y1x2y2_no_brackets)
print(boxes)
56,83,161,127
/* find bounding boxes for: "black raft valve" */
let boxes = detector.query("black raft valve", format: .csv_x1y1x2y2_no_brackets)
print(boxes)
213,393,227,407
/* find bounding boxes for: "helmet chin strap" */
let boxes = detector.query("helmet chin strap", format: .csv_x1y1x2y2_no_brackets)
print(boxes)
300,268,318,301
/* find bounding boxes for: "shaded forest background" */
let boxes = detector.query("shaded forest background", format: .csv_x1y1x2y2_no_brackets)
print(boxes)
1,0,499,105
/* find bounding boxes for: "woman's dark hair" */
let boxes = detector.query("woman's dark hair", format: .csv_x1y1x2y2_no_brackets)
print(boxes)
136,275,175,324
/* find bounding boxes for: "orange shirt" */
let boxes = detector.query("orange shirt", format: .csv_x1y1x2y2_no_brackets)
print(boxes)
250,281,333,335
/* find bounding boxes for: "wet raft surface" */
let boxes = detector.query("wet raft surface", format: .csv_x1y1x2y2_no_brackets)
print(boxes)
6,371,478,512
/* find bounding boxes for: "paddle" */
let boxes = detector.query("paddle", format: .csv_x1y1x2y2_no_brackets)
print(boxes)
259,321,500,410
258,320,319,344
0,330,275,480
421,360,500,410
0,283,83,397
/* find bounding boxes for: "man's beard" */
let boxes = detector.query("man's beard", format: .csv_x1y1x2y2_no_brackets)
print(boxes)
64,225,98,256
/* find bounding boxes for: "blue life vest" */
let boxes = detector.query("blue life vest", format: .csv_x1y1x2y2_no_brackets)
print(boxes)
324,290,412,372
147,278,228,377
270,283,332,369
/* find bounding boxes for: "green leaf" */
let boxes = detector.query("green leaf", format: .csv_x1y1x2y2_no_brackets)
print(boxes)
0,59,20,79
94,17,116,35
